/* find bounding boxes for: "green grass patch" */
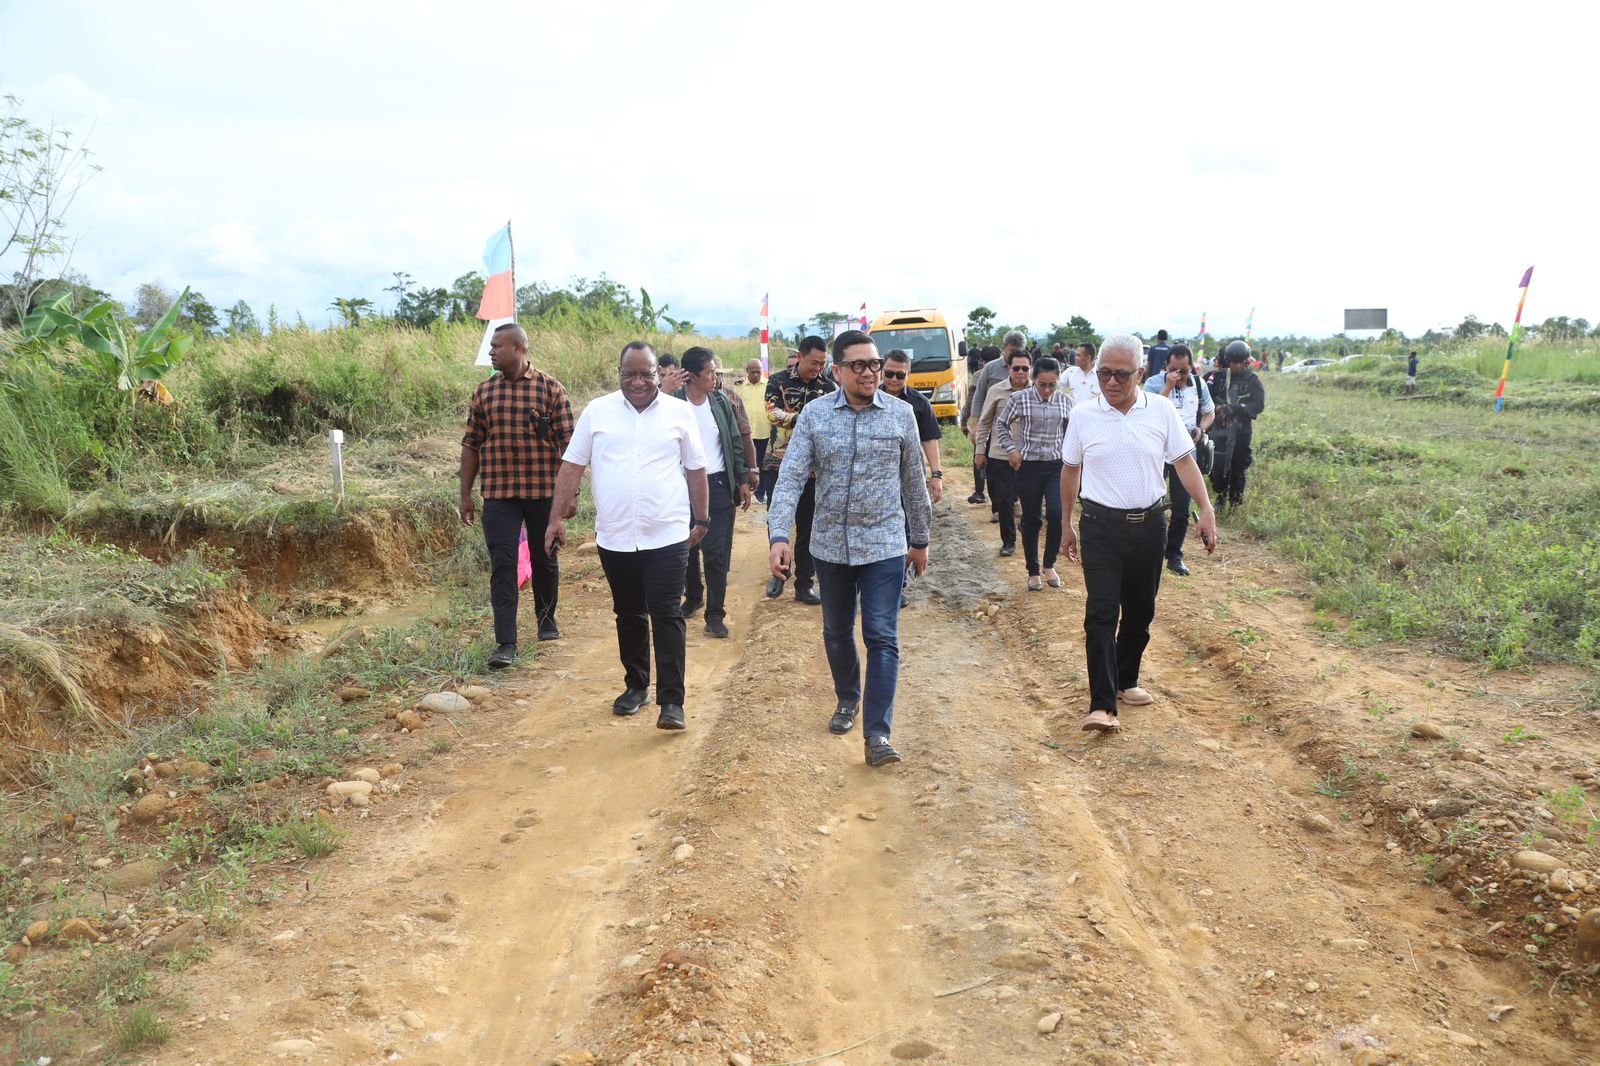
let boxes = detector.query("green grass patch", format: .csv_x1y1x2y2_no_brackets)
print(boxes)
1241,376,1600,667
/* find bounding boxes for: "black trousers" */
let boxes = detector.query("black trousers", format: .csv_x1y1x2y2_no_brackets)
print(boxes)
1078,503,1166,714
482,497,559,645
987,461,1017,547
1211,428,1253,505
684,473,735,622
792,478,818,591
1165,465,1191,558
972,457,987,497
598,540,690,706
754,438,773,501
1016,459,1063,575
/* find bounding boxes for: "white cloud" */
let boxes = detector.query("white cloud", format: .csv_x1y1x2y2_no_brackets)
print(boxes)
3,0,1597,338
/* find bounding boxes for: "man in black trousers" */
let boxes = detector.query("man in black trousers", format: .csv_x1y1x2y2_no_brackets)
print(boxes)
1061,334,1219,733
458,323,575,669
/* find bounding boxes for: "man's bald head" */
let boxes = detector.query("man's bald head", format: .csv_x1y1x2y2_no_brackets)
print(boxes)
493,322,529,351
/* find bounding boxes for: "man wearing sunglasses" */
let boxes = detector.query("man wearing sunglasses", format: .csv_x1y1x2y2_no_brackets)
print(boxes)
880,349,943,504
1060,335,1218,734
973,350,1035,557
768,331,932,767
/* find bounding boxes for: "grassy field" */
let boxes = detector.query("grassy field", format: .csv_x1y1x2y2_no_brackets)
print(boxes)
1243,369,1600,668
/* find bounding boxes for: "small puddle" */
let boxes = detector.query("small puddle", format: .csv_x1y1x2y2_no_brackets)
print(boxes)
292,591,452,638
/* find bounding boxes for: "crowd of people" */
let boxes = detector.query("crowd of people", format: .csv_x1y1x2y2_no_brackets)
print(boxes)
456,321,1268,760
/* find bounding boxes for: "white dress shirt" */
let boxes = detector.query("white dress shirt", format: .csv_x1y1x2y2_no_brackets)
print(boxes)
1062,392,1194,509
1064,365,1100,407
563,390,708,552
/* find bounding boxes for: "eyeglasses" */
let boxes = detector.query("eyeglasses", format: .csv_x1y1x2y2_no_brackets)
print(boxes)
620,371,658,382
1095,368,1137,383
842,359,884,375
882,369,908,380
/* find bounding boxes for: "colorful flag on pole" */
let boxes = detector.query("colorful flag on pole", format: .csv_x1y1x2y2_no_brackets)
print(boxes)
758,292,770,377
474,222,515,367
1245,305,1256,342
858,302,868,330
1493,267,1534,412
1198,311,1208,363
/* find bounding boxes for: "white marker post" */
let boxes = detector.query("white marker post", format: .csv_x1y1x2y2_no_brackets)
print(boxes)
328,429,346,506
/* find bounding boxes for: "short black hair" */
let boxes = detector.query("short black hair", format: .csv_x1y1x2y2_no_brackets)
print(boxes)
1168,344,1193,364
981,345,1001,363
798,335,828,356
1033,356,1060,376
831,330,873,359
884,348,910,365
618,340,655,365
656,353,678,369
1076,341,1097,356
681,347,714,375
1008,349,1032,367
1156,329,1169,342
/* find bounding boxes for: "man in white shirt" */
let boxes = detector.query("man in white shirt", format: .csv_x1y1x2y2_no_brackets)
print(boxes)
546,342,710,731
1144,344,1214,577
1065,342,1101,407
1060,335,1218,733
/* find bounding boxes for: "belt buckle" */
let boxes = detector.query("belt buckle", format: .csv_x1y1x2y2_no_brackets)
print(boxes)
1126,511,1145,523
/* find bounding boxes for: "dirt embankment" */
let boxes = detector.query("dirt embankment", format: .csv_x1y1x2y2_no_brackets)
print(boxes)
140,494,1599,1065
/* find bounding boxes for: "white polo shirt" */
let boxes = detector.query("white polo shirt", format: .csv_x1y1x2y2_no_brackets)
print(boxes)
563,390,708,552
1062,392,1194,510
1064,365,1100,407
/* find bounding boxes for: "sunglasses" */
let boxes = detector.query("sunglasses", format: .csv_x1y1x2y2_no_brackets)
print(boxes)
842,359,884,375
1095,368,1138,383
882,369,908,380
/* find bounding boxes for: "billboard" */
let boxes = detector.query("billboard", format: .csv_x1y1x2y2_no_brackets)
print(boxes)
1344,308,1388,331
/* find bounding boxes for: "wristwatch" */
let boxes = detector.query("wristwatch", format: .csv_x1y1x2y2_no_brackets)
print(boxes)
693,518,711,528
930,470,943,479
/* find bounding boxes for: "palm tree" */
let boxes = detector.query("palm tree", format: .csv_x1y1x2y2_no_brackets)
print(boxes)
328,297,373,328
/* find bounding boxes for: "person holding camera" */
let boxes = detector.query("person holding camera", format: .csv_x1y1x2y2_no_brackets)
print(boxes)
458,323,575,670
1202,341,1267,508
1144,344,1214,576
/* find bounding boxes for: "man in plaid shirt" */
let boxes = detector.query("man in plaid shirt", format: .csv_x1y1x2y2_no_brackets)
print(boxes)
458,323,575,669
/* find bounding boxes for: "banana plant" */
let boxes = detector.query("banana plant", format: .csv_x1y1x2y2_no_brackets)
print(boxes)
22,287,194,392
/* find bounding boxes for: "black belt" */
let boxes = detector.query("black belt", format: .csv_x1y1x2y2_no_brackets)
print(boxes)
707,471,729,482
1080,497,1167,523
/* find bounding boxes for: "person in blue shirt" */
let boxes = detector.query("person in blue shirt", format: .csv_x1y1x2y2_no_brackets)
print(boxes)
1406,351,1419,396
1146,329,1173,377
1145,345,1214,575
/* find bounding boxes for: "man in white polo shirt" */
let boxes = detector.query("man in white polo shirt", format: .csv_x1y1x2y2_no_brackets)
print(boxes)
1060,334,1218,733
545,341,710,732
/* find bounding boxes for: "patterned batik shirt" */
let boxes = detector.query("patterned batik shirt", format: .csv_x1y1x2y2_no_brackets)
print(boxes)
762,367,836,470
461,364,575,499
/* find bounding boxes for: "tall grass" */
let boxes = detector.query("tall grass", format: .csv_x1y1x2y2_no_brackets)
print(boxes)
1,320,758,522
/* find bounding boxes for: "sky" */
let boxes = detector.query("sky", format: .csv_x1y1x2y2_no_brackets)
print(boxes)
3,0,1596,340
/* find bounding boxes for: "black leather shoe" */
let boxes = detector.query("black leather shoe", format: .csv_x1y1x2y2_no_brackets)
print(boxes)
488,643,516,670
704,618,729,639
537,621,560,641
999,543,1015,557
865,736,901,766
795,587,822,606
967,492,986,504
679,599,702,618
765,576,785,599
1166,555,1191,577
612,688,649,716
828,701,859,735
656,704,686,730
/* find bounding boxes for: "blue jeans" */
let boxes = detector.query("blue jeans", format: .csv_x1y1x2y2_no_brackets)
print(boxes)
815,556,905,739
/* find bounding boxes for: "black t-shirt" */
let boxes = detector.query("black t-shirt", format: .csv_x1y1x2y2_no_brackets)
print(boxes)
891,386,941,443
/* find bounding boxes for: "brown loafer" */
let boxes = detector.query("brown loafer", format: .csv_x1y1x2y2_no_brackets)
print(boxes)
1081,709,1120,732
1118,687,1154,706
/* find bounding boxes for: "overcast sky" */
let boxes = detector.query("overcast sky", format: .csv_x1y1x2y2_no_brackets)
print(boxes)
3,0,1595,339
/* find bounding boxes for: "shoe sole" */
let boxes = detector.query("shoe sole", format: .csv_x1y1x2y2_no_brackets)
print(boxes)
704,629,729,639
1081,718,1121,732
613,706,642,716
488,659,513,670
828,718,857,735
537,632,560,642
656,718,685,731
867,754,901,766
1118,694,1155,706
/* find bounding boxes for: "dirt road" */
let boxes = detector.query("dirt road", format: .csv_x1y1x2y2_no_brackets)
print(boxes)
153,492,1600,1065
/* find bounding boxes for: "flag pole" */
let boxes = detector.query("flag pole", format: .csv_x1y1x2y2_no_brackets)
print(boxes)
1493,267,1534,412
507,219,515,321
